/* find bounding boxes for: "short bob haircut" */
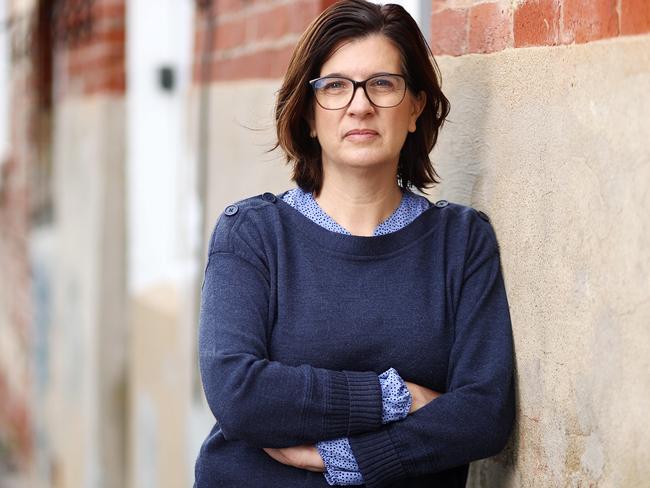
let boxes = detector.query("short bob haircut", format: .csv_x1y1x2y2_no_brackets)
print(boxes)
275,0,450,196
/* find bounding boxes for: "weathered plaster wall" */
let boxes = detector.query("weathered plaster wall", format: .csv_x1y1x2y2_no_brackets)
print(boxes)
47,97,127,488
203,80,290,221
428,34,650,487
128,285,193,488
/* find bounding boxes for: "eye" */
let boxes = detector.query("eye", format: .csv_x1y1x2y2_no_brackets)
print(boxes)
369,77,396,89
319,78,350,92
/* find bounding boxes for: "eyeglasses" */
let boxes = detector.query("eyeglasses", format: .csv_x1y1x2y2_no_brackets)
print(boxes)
309,73,407,110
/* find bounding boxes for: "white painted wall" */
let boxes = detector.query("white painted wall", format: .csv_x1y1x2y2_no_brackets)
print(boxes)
127,2,202,487
126,0,195,294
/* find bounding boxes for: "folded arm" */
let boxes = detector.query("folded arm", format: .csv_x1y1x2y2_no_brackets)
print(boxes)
347,231,515,487
268,215,515,487
199,250,384,447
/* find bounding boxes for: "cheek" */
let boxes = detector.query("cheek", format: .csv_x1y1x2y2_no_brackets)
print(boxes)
314,112,339,140
386,110,413,140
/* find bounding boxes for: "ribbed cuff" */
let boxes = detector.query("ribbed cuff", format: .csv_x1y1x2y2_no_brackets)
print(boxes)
349,429,407,488
324,371,382,438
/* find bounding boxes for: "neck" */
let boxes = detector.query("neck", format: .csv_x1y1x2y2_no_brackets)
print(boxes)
314,163,403,237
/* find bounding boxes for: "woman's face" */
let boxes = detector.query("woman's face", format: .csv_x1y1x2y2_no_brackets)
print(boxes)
311,34,425,175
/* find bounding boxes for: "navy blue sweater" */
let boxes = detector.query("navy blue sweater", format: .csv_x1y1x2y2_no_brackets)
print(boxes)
195,191,515,488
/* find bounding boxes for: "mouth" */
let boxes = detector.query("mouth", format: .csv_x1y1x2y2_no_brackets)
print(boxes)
344,129,379,140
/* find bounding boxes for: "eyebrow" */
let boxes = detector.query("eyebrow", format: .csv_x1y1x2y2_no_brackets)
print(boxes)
319,71,397,79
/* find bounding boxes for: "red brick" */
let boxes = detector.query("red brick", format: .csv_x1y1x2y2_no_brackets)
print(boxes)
93,15,125,33
67,43,123,75
469,2,512,54
514,0,560,47
290,1,320,33
620,0,650,35
194,27,208,57
320,0,338,11
92,2,125,19
215,18,246,50
431,0,446,14
255,5,291,41
211,45,294,81
193,61,203,84
562,0,618,44
95,27,125,45
430,8,468,56
215,0,244,16
85,67,126,95
268,45,296,78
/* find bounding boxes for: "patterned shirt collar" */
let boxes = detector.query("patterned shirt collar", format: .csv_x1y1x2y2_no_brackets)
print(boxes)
282,187,430,236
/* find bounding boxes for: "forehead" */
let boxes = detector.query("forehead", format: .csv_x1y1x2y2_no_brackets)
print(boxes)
319,34,403,77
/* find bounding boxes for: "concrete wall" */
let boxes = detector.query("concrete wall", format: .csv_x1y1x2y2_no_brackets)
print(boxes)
432,34,650,487
46,97,127,488
203,80,290,219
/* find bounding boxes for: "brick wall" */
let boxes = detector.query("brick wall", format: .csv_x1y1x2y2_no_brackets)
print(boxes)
193,0,650,80
431,0,650,55
55,0,126,97
0,0,127,474
193,0,336,82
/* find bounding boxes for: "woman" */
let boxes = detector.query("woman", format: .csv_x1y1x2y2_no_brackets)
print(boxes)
194,1,514,487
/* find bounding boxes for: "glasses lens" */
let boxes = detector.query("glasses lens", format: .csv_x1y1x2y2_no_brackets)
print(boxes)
311,75,407,109
313,77,353,110
365,75,406,107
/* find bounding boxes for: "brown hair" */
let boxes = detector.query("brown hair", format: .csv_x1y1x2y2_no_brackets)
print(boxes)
274,0,450,196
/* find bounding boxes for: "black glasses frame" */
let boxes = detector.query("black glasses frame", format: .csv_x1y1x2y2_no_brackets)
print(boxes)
308,73,408,110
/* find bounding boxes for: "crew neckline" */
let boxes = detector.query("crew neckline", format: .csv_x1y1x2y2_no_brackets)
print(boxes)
273,190,441,257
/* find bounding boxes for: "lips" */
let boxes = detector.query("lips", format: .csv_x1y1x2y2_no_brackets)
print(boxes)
344,129,379,138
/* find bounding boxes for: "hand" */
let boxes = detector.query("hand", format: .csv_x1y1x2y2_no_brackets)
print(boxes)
263,445,325,472
404,381,441,413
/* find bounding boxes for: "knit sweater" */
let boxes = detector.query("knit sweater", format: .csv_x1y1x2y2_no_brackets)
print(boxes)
194,191,515,488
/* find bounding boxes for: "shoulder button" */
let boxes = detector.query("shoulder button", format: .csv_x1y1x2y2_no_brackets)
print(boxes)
262,192,277,203
477,210,490,222
434,199,448,208
224,204,239,216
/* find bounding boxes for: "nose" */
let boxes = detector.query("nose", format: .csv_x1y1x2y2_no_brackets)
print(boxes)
346,84,374,115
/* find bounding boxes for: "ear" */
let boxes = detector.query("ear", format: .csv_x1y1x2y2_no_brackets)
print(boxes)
408,91,426,133
304,106,317,138
308,124,317,139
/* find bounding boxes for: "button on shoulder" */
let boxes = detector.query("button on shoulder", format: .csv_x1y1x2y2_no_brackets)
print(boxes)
434,199,449,208
262,192,277,203
224,204,239,216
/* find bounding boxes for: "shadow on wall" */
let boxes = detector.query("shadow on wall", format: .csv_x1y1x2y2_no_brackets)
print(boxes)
432,56,522,485
430,55,494,207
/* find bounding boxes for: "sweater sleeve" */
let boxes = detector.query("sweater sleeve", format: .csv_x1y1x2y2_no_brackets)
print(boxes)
198,212,383,448
348,214,515,487
316,368,412,485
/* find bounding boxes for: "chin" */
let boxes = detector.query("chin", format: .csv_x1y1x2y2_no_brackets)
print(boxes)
339,149,393,168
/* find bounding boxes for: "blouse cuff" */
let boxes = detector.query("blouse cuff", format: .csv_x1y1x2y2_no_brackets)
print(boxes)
378,368,412,424
316,438,364,486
